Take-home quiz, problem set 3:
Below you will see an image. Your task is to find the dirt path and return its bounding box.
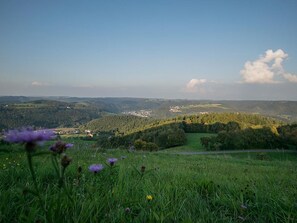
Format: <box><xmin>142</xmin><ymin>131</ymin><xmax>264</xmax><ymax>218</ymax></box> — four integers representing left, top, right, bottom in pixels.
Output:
<box><xmin>169</xmin><ymin>149</ymin><xmax>297</xmax><ymax>155</ymax></box>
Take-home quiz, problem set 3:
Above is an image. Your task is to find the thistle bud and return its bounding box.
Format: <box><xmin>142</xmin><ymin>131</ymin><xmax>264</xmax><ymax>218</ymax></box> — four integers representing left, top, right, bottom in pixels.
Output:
<box><xmin>125</xmin><ymin>207</ymin><xmax>131</xmax><ymax>213</ymax></box>
<box><xmin>141</xmin><ymin>165</ymin><xmax>146</xmax><ymax>173</ymax></box>
<box><xmin>61</xmin><ymin>155</ymin><xmax>72</xmax><ymax>168</ymax></box>
<box><xmin>78</xmin><ymin>166</ymin><xmax>82</xmax><ymax>174</ymax></box>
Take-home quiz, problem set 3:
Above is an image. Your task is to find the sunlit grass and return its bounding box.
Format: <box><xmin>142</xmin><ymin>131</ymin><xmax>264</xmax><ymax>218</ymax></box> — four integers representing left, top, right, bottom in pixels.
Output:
<box><xmin>160</xmin><ymin>133</ymin><xmax>216</xmax><ymax>153</ymax></box>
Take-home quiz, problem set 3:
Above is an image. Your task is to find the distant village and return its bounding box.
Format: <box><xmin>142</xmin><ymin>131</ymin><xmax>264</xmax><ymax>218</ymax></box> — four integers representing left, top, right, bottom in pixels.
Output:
<box><xmin>122</xmin><ymin>110</ymin><xmax>152</xmax><ymax>117</ymax></box>
<box><xmin>53</xmin><ymin>128</ymin><xmax>94</xmax><ymax>137</ymax></box>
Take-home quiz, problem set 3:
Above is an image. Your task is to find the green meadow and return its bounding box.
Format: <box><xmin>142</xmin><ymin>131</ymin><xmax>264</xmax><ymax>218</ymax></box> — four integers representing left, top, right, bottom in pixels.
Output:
<box><xmin>1</xmin><ymin>138</ymin><xmax>297</xmax><ymax>223</ymax></box>
<box><xmin>160</xmin><ymin>133</ymin><xmax>217</xmax><ymax>153</ymax></box>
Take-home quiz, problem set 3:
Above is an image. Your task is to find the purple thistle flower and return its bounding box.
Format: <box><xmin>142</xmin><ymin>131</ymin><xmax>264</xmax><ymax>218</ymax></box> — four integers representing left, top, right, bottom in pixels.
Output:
<box><xmin>107</xmin><ymin>158</ymin><xmax>118</xmax><ymax>166</ymax></box>
<box><xmin>89</xmin><ymin>164</ymin><xmax>104</xmax><ymax>173</ymax></box>
<box><xmin>65</xmin><ymin>143</ymin><xmax>73</xmax><ymax>148</ymax></box>
<box><xmin>4</xmin><ymin>128</ymin><xmax>55</xmax><ymax>152</ymax></box>
<box><xmin>49</xmin><ymin>141</ymin><xmax>73</xmax><ymax>154</ymax></box>
<box><xmin>4</xmin><ymin>128</ymin><xmax>55</xmax><ymax>145</ymax></box>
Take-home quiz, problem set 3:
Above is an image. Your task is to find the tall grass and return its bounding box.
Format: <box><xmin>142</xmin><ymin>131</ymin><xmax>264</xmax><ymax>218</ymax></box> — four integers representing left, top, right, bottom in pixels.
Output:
<box><xmin>0</xmin><ymin>142</ymin><xmax>296</xmax><ymax>222</ymax></box>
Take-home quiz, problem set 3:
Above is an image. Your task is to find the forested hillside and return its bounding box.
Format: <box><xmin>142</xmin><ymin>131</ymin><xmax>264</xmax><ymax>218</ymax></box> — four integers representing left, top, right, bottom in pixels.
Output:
<box><xmin>118</xmin><ymin>113</ymin><xmax>282</xmax><ymax>135</ymax></box>
<box><xmin>1</xmin><ymin>97</ymin><xmax>297</xmax><ymax>131</ymax></box>
<box><xmin>89</xmin><ymin>113</ymin><xmax>284</xmax><ymax>150</ymax></box>
<box><xmin>0</xmin><ymin>100</ymin><xmax>102</xmax><ymax>129</ymax></box>
<box><xmin>80</xmin><ymin>115</ymin><xmax>153</xmax><ymax>134</ymax></box>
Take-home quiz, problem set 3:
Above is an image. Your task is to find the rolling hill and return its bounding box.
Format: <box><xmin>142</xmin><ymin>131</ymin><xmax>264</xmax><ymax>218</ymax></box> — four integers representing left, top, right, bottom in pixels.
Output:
<box><xmin>0</xmin><ymin>96</ymin><xmax>296</xmax><ymax>130</ymax></box>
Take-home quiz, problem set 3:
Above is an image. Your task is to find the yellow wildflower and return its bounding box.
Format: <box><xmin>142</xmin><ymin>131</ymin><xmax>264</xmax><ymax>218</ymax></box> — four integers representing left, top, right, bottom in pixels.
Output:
<box><xmin>146</xmin><ymin>195</ymin><xmax>153</xmax><ymax>201</ymax></box>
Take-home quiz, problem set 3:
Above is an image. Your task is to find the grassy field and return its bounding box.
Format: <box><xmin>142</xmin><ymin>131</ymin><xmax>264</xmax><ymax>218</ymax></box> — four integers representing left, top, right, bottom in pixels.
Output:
<box><xmin>1</xmin><ymin>138</ymin><xmax>297</xmax><ymax>223</ymax></box>
<box><xmin>180</xmin><ymin>103</ymin><xmax>228</xmax><ymax>109</ymax></box>
<box><xmin>160</xmin><ymin>133</ymin><xmax>217</xmax><ymax>153</ymax></box>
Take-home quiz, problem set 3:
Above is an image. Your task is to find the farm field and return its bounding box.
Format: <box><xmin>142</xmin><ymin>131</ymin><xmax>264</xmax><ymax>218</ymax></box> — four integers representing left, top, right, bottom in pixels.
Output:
<box><xmin>1</xmin><ymin>138</ymin><xmax>296</xmax><ymax>223</ymax></box>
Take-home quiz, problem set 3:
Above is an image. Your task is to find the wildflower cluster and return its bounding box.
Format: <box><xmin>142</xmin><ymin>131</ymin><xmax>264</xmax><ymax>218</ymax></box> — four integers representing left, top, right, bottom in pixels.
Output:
<box><xmin>3</xmin><ymin>127</ymin><xmax>74</xmax><ymax>222</ymax></box>
<box><xmin>3</xmin><ymin>127</ymin><xmax>154</xmax><ymax>222</ymax></box>
<box><xmin>49</xmin><ymin>141</ymin><xmax>73</xmax><ymax>171</ymax></box>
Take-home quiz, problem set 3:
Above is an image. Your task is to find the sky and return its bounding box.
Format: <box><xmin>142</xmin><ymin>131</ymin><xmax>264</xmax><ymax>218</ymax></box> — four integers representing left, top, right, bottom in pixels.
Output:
<box><xmin>0</xmin><ymin>0</ymin><xmax>297</xmax><ymax>100</ymax></box>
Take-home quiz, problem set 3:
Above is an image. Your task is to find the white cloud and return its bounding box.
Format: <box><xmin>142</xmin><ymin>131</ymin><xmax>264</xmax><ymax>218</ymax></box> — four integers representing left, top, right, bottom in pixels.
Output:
<box><xmin>283</xmin><ymin>73</ymin><xmax>297</xmax><ymax>83</ymax></box>
<box><xmin>240</xmin><ymin>49</ymin><xmax>297</xmax><ymax>83</ymax></box>
<box><xmin>240</xmin><ymin>60</ymin><xmax>276</xmax><ymax>83</ymax></box>
<box><xmin>31</xmin><ymin>81</ymin><xmax>49</xmax><ymax>86</ymax></box>
<box><xmin>185</xmin><ymin>78</ymin><xmax>207</xmax><ymax>93</ymax></box>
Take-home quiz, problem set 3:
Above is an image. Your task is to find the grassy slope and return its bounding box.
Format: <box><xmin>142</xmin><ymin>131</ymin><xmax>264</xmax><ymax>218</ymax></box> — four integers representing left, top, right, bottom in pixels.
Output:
<box><xmin>160</xmin><ymin>133</ymin><xmax>217</xmax><ymax>153</ymax></box>
<box><xmin>1</xmin><ymin>140</ymin><xmax>296</xmax><ymax>222</ymax></box>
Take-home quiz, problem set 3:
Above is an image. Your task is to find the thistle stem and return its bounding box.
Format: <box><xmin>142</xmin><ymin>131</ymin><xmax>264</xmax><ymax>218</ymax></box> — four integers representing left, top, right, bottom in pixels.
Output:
<box><xmin>26</xmin><ymin>152</ymin><xmax>40</xmax><ymax>194</ymax></box>
<box><xmin>59</xmin><ymin>166</ymin><xmax>74</xmax><ymax>204</ymax></box>
<box><xmin>51</xmin><ymin>155</ymin><xmax>60</xmax><ymax>178</ymax></box>
<box><xmin>26</xmin><ymin>151</ymin><xmax>51</xmax><ymax>223</ymax></box>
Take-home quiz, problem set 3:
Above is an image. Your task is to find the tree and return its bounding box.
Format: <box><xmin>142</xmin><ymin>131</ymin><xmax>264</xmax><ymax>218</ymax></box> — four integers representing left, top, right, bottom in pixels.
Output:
<box><xmin>134</xmin><ymin>139</ymin><xmax>147</xmax><ymax>150</ymax></box>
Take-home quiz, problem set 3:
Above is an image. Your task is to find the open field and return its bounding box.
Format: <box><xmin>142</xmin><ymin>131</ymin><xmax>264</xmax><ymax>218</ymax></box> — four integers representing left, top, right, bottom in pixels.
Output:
<box><xmin>160</xmin><ymin>133</ymin><xmax>217</xmax><ymax>153</ymax></box>
<box><xmin>1</xmin><ymin>139</ymin><xmax>297</xmax><ymax>223</ymax></box>
<box><xmin>180</xmin><ymin>103</ymin><xmax>229</xmax><ymax>110</ymax></box>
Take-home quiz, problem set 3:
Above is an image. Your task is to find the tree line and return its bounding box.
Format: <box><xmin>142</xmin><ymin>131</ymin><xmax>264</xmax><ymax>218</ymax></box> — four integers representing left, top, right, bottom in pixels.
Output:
<box><xmin>200</xmin><ymin>124</ymin><xmax>297</xmax><ymax>151</ymax></box>
<box><xmin>93</xmin><ymin>113</ymin><xmax>295</xmax><ymax>151</ymax></box>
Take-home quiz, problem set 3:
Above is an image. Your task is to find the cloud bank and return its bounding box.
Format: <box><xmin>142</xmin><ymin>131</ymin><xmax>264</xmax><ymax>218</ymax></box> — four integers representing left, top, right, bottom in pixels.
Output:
<box><xmin>31</xmin><ymin>81</ymin><xmax>49</xmax><ymax>86</ymax></box>
<box><xmin>240</xmin><ymin>49</ymin><xmax>297</xmax><ymax>83</ymax></box>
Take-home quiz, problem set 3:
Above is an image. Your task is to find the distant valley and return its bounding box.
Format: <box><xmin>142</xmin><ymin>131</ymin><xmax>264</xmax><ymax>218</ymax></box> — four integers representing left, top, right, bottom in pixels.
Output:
<box><xmin>0</xmin><ymin>96</ymin><xmax>297</xmax><ymax>130</ymax></box>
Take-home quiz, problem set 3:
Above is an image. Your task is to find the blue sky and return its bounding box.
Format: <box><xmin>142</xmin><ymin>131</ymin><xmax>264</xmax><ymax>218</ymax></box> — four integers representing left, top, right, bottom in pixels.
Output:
<box><xmin>0</xmin><ymin>0</ymin><xmax>297</xmax><ymax>99</ymax></box>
